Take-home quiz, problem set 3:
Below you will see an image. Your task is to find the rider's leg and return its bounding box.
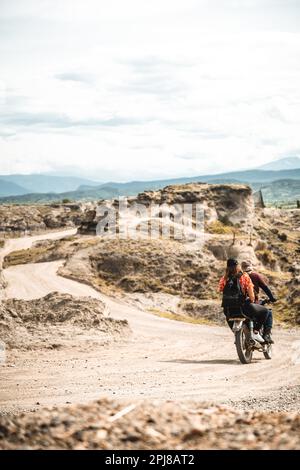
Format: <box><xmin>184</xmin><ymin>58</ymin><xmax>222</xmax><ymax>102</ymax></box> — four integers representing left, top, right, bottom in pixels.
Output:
<box><xmin>264</xmin><ymin>309</ymin><xmax>273</xmax><ymax>330</ymax></box>
<box><xmin>243</xmin><ymin>303</ymin><xmax>268</xmax><ymax>331</ymax></box>
<box><xmin>263</xmin><ymin>309</ymin><xmax>274</xmax><ymax>343</ymax></box>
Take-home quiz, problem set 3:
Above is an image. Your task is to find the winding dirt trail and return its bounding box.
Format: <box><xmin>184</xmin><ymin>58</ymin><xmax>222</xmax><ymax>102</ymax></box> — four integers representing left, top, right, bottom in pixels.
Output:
<box><xmin>0</xmin><ymin>230</ymin><xmax>300</xmax><ymax>414</ymax></box>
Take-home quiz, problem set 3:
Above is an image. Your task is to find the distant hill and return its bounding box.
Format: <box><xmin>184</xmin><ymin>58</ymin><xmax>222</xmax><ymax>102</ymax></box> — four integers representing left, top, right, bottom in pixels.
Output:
<box><xmin>2</xmin><ymin>158</ymin><xmax>300</xmax><ymax>199</ymax></box>
<box><xmin>258</xmin><ymin>156</ymin><xmax>300</xmax><ymax>171</ymax></box>
<box><xmin>254</xmin><ymin>179</ymin><xmax>300</xmax><ymax>203</ymax></box>
<box><xmin>0</xmin><ymin>174</ymin><xmax>100</xmax><ymax>195</ymax></box>
<box><xmin>0</xmin><ymin>168</ymin><xmax>299</xmax><ymax>204</ymax></box>
<box><xmin>0</xmin><ymin>179</ymin><xmax>28</xmax><ymax>197</ymax></box>
<box><xmin>199</xmin><ymin>168</ymin><xmax>300</xmax><ymax>183</ymax></box>
<box><xmin>78</xmin><ymin>169</ymin><xmax>300</xmax><ymax>192</ymax></box>
<box><xmin>0</xmin><ymin>186</ymin><xmax>121</xmax><ymax>204</ymax></box>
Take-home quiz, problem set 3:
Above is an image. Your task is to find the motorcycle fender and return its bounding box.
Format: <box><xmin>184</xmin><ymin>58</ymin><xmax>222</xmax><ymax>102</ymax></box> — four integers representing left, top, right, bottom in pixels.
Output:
<box><xmin>232</xmin><ymin>320</ymin><xmax>244</xmax><ymax>333</ymax></box>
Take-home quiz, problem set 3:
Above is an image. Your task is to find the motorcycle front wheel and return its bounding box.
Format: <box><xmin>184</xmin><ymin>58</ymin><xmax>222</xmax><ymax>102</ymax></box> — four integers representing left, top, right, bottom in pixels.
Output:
<box><xmin>235</xmin><ymin>325</ymin><xmax>253</xmax><ymax>364</ymax></box>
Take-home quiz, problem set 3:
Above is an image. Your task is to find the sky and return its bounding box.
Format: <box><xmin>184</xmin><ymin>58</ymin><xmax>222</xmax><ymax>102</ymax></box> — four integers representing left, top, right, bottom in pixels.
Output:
<box><xmin>1</xmin><ymin>0</ymin><xmax>300</xmax><ymax>181</ymax></box>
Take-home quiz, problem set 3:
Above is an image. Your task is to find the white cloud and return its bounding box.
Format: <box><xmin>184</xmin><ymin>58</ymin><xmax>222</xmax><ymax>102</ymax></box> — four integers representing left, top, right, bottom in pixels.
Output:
<box><xmin>0</xmin><ymin>1</ymin><xmax>300</xmax><ymax>179</ymax></box>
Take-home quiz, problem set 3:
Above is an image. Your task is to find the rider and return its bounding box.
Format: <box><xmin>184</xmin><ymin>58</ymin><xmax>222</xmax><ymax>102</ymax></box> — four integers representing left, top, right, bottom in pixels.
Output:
<box><xmin>219</xmin><ymin>258</ymin><xmax>269</xmax><ymax>343</ymax></box>
<box><xmin>241</xmin><ymin>260</ymin><xmax>276</xmax><ymax>344</ymax></box>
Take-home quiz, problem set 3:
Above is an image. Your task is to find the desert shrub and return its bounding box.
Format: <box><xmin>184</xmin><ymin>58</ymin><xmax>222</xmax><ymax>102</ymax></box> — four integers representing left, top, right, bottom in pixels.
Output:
<box><xmin>278</xmin><ymin>232</ymin><xmax>288</xmax><ymax>242</ymax></box>
<box><xmin>207</xmin><ymin>221</ymin><xmax>233</xmax><ymax>234</ymax></box>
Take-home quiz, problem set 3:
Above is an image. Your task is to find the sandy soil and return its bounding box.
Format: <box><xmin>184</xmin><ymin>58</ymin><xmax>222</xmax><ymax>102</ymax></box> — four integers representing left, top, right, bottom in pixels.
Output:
<box><xmin>0</xmin><ymin>230</ymin><xmax>300</xmax><ymax>415</ymax></box>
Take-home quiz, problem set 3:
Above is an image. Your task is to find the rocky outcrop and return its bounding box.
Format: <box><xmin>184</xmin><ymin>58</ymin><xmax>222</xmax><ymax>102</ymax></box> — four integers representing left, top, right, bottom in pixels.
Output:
<box><xmin>286</xmin><ymin>263</ymin><xmax>300</xmax><ymax>324</ymax></box>
<box><xmin>0</xmin><ymin>292</ymin><xmax>129</xmax><ymax>350</ymax></box>
<box><xmin>60</xmin><ymin>237</ymin><xmax>219</xmax><ymax>300</ymax></box>
<box><xmin>77</xmin><ymin>208</ymin><xmax>98</xmax><ymax>234</ymax></box>
<box><xmin>253</xmin><ymin>189</ymin><xmax>265</xmax><ymax>208</ymax></box>
<box><xmin>207</xmin><ymin>239</ymin><xmax>260</xmax><ymax>264</ymax></box>
<box><xmin>137</xmin><ymin>183</ymin><xmax>254</xmax><ymax>224</ymax></box>
<box><xmin>254</xmin><ymin>208</ymin><xmax>300</xmax><ymax>272</ymax></box>
<box><xmin>0</xmin><ymin>203</ymin><xmax>85</xmax><ymax>236</ymax></box>
<box><xmin>78</xmin><ymin>183</ymin><xmax>254</xmax><ymax>235</ymax></box>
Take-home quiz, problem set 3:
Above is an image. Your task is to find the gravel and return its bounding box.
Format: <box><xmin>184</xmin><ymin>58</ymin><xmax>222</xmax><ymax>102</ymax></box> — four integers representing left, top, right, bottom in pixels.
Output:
<box><xmin>0</xmin><ymin>398</ymin><xmax>299</xmax><ymax>450</ymax></box>
<box><xmin>225</xmin><ymin>385</ymin><xmax>300</xmax><ymax>413</ymax></box>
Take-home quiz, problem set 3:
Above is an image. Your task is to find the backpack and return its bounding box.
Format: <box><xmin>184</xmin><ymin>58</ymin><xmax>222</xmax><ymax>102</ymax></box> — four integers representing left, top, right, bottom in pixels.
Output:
<box><xmin>222</xmin><ymin>273</ymin><xmax>245</xmax><ymax>309</ymax></box>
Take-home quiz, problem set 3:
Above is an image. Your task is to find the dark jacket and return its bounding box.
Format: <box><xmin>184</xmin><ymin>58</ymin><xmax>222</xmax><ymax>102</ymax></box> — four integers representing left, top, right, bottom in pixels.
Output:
<box><xmin>248</xmin><ymin>271</ymin><xmax>276</xmax><ymax>302</ymax></box>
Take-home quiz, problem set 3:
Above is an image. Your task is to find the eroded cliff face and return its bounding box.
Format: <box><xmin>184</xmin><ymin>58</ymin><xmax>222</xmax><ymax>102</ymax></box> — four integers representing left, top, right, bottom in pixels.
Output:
<box><xmin>138</xmin><ymin>182</ymin><xmax>252</xmax><ymax>213</ymax></box>
<box><xmin>0</xmin><ymin>203</ymin><xmax>85</xmax><ymax>236</ymax></box>
<box><xmin>78</xmin><ymin>183</ymin><xmax>254</xmax><ymax>234</ymax></box>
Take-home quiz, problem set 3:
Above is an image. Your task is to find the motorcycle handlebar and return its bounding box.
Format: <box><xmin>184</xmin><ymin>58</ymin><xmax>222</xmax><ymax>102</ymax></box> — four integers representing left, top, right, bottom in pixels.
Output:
<box><xmin>260</xmin><ymin>298</ymin><xmax>277</xmax><ymax>306</ymax></box>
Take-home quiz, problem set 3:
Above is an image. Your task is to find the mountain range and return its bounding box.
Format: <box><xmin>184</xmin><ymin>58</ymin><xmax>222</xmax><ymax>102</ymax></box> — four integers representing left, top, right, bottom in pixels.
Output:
<box><xmin>0</xmin><ymin>175</ymin><xmax>100</xmax><ymax>198</ymax></box>
<box><xmin>0</xmin><ymin>157</ymin><xmax>299</xmax><ymax>204</ymax></box>
<box><xmin>258</xmin><ymin>156</ymin><xmax>300</xmax><ymax>171</ymax></box>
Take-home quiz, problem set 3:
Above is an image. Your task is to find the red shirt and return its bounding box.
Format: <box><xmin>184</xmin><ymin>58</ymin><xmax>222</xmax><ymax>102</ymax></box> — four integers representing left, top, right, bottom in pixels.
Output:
<box><xmin>219</xmin><ymin>272</ymin><xmax>253</xmax><ymax>296</ymax></box>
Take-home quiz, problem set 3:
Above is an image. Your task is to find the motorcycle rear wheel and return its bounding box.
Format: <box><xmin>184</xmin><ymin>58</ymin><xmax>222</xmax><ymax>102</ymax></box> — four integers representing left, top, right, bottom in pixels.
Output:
<box><xmin>235</xmin><ymin>325</ymin><xmax>253</xmax><ymax>364</ymax></box>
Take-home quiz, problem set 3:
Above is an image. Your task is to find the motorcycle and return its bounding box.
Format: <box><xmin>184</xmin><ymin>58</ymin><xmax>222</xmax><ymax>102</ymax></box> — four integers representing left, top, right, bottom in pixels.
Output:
<box><xmin>228</xmin><ymin>299</ymin><xmax>273</xmax><ymax>364</ymax></box>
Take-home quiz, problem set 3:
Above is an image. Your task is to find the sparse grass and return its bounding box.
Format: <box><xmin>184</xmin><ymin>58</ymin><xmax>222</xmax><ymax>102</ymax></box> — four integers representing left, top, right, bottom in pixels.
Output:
<box><xmin>3</xmin><ymin>246</ymin><xmax>50</xmax><ymax>267</ymax></box>
<box><xmin>260</xmin><ymin>269</ymin><xmax>291</xmax><ymax>281</ymax></box>
<box><xmin>3</xmin><ymin>236</ymin><xmax>99</xmax><ymax>268</ymax></box>
<box><xmin>256</xmin><ymin>249</ymin><xmax>277</xmax><ymax>268</ymax></box>
<box><xmin>273</xmin><ymin>286</ymin><xmax>298</xmax><ymax>326</ymax></box>
<box><xmin>207</xmin><ymin>221</ymin><xmax>233</xmax><ymax>235</ymax></box>
<box><xmin>83</xmin><ymin>237</ymin><xmax>218</xmax><ymax>300</ymax></box>
<box><xmin>147</xmin><ymin>307</ymin><xmax>214</xmax><ymax>325</ymax></box>
<box><xmin>119</xmin><ymin>275</ymin><xmax>177</xmax><ymax>295</ymax></box>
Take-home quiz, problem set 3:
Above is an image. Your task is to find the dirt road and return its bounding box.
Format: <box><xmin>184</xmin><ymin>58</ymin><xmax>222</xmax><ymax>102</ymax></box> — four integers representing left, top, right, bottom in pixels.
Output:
<box><xmin>0</xmin><ymin>230</ymin><xmax>300</xmax><ymax>414</ymax></box>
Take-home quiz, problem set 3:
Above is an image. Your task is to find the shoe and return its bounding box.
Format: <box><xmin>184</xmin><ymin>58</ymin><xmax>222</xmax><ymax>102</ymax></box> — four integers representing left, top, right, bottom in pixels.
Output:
<box><xmin>263</xmin><ymin>333</ymin><xmax>274</xmax><ymax>344</ymax></box>
<box><xmin>252</xmin><ymin>331</ymin><xmax>265</xmax><ymax>343</ymax></box>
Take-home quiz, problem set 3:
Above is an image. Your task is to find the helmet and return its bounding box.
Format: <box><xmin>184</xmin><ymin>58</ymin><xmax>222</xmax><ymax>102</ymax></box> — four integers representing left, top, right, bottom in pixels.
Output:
<box><xmin>227</xmin><ymin>258</ymin><xmax>238</xmax><ymax>268</ymax></box>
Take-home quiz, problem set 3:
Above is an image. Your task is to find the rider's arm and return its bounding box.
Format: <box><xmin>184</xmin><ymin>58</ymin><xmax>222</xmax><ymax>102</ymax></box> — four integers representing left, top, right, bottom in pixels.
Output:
<box><xmin>260</xmin><ymin>284</ymin><xmax>276</xmax><ymax>301</ymax></box>
<box><xmin>247</xmin><ymin>284</ymin><xmax>255</xmax><ymax>303</ymax></box>
<box><xmin>243</xmin><ymin>273</ymin><xmax>255</xmax><ymax>302</ymax></box>
<box><xmin>219</xmin><ymin>277</ymin><xmax>225</xmax><ymax>292</ymax></box>
<box><xmin>256</xmin><ymin>273</ymin><xmax>276</xmax><ymax>301</ymax></box>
